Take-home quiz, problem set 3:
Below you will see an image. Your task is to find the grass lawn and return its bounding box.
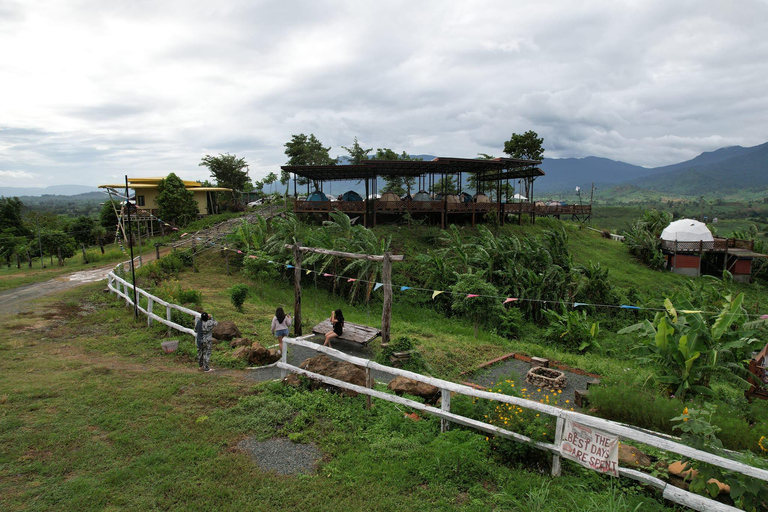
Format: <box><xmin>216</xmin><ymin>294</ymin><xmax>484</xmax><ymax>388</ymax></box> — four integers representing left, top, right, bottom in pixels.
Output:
<box><xmin>0</xmin><ymin>276</ymin><xmax>677</xmax><ymax>511</ymax></box>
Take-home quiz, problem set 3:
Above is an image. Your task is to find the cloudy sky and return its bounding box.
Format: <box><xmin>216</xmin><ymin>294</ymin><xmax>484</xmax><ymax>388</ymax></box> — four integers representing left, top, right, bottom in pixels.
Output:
<box><xmin>1</xmin><ymin>0</ymin><xmax>767</xmax><ymax>188</ymax></box>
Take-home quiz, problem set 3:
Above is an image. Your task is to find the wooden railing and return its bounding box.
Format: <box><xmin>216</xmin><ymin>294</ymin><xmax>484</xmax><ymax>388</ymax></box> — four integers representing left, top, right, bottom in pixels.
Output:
<box><xmin>293</xmin><ymin>199</ymin><xmax>591</xmax><ymax>217</ymax></box>
<box><xmin>280</xmin><ymin>336</ymin><xmax>764</xmax><ymax>512</ymax></box>
<box><xmin>660</xmin><ymin>238</ymin><xmax>755</xmax><ymax>253</ymax></box>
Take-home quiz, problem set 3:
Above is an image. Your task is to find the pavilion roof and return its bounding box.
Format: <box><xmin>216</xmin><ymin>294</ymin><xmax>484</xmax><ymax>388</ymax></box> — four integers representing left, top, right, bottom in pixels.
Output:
<box><xmin>280</xmin><ymin>157</ymin><xmax>544</xmax><ymax>182</ymax></box>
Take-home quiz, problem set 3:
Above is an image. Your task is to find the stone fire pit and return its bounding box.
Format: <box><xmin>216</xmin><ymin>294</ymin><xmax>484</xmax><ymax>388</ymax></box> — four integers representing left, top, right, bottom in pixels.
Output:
<box><xmin>526</xmin><ymin>366</ymin><xmax>567</xmax><ymax>389</ymax></box>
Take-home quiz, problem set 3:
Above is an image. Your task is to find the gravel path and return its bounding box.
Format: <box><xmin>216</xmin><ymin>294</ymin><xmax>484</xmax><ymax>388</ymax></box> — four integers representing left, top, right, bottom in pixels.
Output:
<box><xmin>463</xmin><ymin>357</ymin><xmax>599</xmax><ymax>410</ymax></box>
<box><xmin>236</xmin><ymin>437</ymin><xmax>321</xmax><ymax>475</ymax></box>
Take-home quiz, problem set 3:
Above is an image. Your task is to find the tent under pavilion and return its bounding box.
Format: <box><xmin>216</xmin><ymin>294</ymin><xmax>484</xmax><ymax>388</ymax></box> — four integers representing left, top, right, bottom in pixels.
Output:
<box><xmin>282</xmin><ymin>156</ymin><xmax>545</xmax><ymax>227</ymax></box>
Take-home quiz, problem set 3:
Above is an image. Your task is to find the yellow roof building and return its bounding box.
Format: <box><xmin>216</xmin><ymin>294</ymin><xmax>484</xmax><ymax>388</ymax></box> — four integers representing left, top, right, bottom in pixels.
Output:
<box><xmin>99</xmin><ymin>177</ymin><xmax>232</xmax><ymax>216</ymax></box>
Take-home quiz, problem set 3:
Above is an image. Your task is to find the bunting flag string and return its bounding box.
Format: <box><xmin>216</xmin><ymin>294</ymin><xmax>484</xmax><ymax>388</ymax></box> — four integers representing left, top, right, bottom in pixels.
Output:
<box><xmin>172</xmin><ymin>238</ymin><xmax>768</xmax><ymax>319</ymax></box>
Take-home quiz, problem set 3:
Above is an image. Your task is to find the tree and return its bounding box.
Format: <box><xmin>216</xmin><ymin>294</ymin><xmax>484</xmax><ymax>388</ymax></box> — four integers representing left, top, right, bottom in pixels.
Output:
<box><xmin>283</xmin><ymin>133</ymin><xmax>335</xmax><ymax>190</ymax></box>
<box><xmin>503</xmin><ymin>130</ymin><xmax>544</xmax><ymax>161</ymax></box>
<box><xmin>39</xmin><ymin>230</ymin><xmax>76</xmax><ymax>264</ymax></box>
<box><xmin>199</xmin><ymin>153</ymin><xmax>249</xmax><ymax>209</ymax></box>
<box><xmin>100</xmin><ymin>200</ymin><xmax>119</xmax><ymax>230</ymax></box>
<box><xmin>341</xmin><ymin>136</ymin><xmax>372</xmax><ymax>165</ymax></box>
<box><xmin>373</xmin><ymin>149</ymin><xmax>420</xmax><ymax>196</ymax></box>
<box><xmin>68</xmin><ymin>216</ymin><xmax>96</xmax><ymax>245</ymax></box>
<box><xmin>0</xmin><ymin>197</ymin><xmax>31</xmax><ymax>237</ymax></box>
<box><xmin>157</xmin><ymin>173</ymin><xmax>199</xmax><ymax>227</ymax></box>
<box><xmin>430</xmin><ymin>175</ymin><xmax>459</xmax><ymax>195</ymax></box>
<box><xmin>467</xmin><ymin>154</ymin><xmax>495</xmax><ymax>194</ymax></box>
<box><xmin>264</xmin><ymin>172</ymin><xmax>278</xmax><ymax>194</ymax></box>
<box><xmin>450</xmin><ymin>273</ymin><xmax>504</xmax><ymax>338</ymax></box>
<box><xmin>503</xmin><ymin>130</ymin><xmax>544</xmax><ymax>199</ymax></box>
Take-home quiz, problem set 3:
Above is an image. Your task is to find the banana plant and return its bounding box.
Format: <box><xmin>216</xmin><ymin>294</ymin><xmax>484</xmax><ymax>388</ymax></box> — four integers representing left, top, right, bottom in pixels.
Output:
<box><xmin>619</xmin><ymin>292</ymin><xmax>761</xmax><ymax>398</ymax></box>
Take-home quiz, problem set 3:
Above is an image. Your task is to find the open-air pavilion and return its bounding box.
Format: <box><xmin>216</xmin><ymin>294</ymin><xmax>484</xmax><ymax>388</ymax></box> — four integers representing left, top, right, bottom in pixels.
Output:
<box><xmin>282</xmin><ymin>157</ymin><xmax>591</xmax><ymax>227</ymax></box>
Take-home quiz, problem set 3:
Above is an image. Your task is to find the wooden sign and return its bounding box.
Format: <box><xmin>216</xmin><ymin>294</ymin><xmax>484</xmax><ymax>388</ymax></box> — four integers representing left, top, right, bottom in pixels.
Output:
<box><xmin>560</xmin><ymin>417</ymin><xmax>619</xmax><ymax>476</ymax></box>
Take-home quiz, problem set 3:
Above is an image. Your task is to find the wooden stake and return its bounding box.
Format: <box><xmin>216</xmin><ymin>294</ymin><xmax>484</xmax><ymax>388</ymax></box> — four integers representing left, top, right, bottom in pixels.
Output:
<box><xmin>381</xmin><ymin>252</ymin><xmax>392</xmax><ymax>345</ymax></box>
<box><xmin>293</xmin><ymin>243</ymin><xmax>302</xmax><ymax>336</ymax></box>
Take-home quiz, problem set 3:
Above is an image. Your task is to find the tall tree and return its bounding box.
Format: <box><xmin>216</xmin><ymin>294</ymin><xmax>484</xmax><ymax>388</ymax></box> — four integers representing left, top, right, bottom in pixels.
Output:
<box><xmin>283</xmin><ymin>133</ymin><xmax>335</xmax><ymax>190</ymax></box>
<box><xmin>156</xmin><ymin>173</ymin><xmax>199</xmax><ymax>227</ymax></box>
<box><xmin>374</xmin><ymin>148</ymin><xmax>420</xmax><ymax>196</ymax></box>
<box><xmin>100</xmin><ymin>200</ymin><xmax>120</xmax><ymax>230</ymax></box>
<box><xmin>199</xmin><ymin>153</ymin><xmax>250</xmax><ymax>208</ymax></box>
<box><xmin>263</xmin><ymin>172</ymin><xmax>278</xmax><ymax>194</ymax></box>
<box><xmin>503</xmin><ymin>130</ymin><xmax>544</xmax><ymax>161</ymax></box>
<box><xmin>0</xmin><ymin>197</ymin><xmax>31</xmax><ymax>237</ymax></box>
<box><xmin>341</xmin><ymin>136</ymin><xmax>372</xmax><ymax>165</ymax></box>
<box><xmin>503</xmin><ymin>130</ymin><xmax>544</xmax><ymax>199</ymax></box>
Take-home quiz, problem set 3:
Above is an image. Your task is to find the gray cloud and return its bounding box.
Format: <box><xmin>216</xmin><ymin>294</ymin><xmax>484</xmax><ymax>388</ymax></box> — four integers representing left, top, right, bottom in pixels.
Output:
<box><xmin>1</xmin><ymin>0</ymin><xmax>767</xmax><ymax>187</ymax></box>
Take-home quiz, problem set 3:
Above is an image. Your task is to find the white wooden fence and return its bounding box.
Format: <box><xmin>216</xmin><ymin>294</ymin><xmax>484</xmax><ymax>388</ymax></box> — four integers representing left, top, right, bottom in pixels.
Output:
<box><xmin>280</xmin><ymin>336</ymin><xmax>768</xmax><ymax>512</ymax></box>
<box><xmin>103</xmin><ymin>271</ymin><xmax>765</xmax><ymax>512</ymax></box>
<box><xmin>107</xmin><ymin>270</ymin><xmax>200</xmax><ymax>336</ymax></box>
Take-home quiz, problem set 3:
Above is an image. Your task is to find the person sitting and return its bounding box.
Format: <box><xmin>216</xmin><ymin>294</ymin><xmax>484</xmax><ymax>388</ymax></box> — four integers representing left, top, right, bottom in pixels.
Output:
<box><xmin>323</xmin><ymin>309</ymin><xmax>344</xmax><ymax>348</ymax></box>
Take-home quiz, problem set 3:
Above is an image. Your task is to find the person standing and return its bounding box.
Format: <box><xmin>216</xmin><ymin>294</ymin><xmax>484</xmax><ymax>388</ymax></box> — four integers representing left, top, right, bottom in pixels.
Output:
<box><xmin>270</xmin><ymin>307</ymin><xmax>292</xmax><ymax>354</ymax></box>
<box><xmin>195</xmin><ymin>312</ymin><xmax>218</xmax><ymax>372</ymax></box>
<box><xmin>323</xmin><ymin>309</ymin><xmax>344</xmax><ymax>348</ymax></box>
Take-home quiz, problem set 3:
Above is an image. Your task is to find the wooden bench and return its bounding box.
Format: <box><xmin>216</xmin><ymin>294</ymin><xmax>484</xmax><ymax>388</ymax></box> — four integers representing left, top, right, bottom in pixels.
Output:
<box><xmin>311</xmin><ymin>320</ymin><xmax>381</xmax><ymax>346</ymax></box>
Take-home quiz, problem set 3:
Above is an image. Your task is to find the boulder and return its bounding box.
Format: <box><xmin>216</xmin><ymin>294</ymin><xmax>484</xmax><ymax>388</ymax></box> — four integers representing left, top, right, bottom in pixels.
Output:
<box><xmin>230</xmin><ymin>337</ymin><xmax>251</xmax><ymax>349</ymax></box>
<box><xmin>298</xmin><ymin>354</ymin><xmax>366</xmax><ymax>397</ymax></box>
<box><xmin>618</xmin><ymin>443</ymin><xmax>652</xmax><ymax>468</ymax></box>
<box><xmin>232</xmin><ymin>346</ymin><xmax>252</xmax><ymax>360</ymax></box>
<box><xmin>212</xmin><ymin>321</ymin><xmax>241</xmax><ymax>341</ymax></box>
<box><xmin>231</xmin><ymin>342</ymin><xmax>279</xmax><ymax>366</ymax></box>
<box><xmin>248</xmin><ymin>342</ymin><xmax>280</xmax><ymax>366</ymax></box>
<box><xmin>387</xmin><ymin>376</ymin><xmax>440</xmax><ymax>405</ymax></box>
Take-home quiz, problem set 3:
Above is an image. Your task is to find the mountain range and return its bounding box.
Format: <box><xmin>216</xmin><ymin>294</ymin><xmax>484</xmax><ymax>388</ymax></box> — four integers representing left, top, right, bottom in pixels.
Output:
<box><xmin>3</xmin><ymin>142</ymin><xmax>766</xmax><ymax>199</ymax></box>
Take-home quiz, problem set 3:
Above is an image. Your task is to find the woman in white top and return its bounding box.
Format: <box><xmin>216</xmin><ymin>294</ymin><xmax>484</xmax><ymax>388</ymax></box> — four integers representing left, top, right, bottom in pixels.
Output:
<box><xmin>270</xmin><ymin>307</ymin><xmax>291</xmax><ymax>354</ymax></box>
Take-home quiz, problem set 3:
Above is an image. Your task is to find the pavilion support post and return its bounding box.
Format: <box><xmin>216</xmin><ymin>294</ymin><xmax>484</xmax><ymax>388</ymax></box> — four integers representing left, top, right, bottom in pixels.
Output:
<box><xmin>381</xmin><ymin>252</ymin><xmax>392</xmax><ymax>346</ymax></box>
<box><xmin>293</xmin><ymin>243</ymin><xmax>302</xmax><ymax>336</ymax></box>
<box><xmin>674</xmin><ymin>240</ymin><xmax>678</xmax><ymax>272</ymax></box>
<box><xmin>364</xmin><ymin>179</ymin><xmax>369</xmax><ymax>227</ymax></box>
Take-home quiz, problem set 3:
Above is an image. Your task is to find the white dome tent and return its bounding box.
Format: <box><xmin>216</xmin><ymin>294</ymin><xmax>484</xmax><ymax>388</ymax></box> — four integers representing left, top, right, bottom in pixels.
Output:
<box><xmin>660</xmin><ymin>219</ymin><xmax>714</xmax><ymax>243</ymax></box>
<box><xmin>660</xmin><ymin>219</ymin><xmax>714</xmax><ymax>277</ymax></box>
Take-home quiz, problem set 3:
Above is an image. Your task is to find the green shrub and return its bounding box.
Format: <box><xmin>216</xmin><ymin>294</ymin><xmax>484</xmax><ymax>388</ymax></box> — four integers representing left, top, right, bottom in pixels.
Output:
<box><xmin>230</xmin><ymin>283</ymin><xmax>249</xmax><ymax>312</ymax></box>
<box><xmin>543</xmin><ymin>307</ymin><xmax>600</xmax><ymax>351</ymax></box>
<box><xmin>589</xmin><ymin>380</ymin><xmax>768</xmax><ymax>453</ymax></box>
<box><xmin>157</xmin><ymin>252</ymin><xmax>185</xmax><ymax>276</ymax></box>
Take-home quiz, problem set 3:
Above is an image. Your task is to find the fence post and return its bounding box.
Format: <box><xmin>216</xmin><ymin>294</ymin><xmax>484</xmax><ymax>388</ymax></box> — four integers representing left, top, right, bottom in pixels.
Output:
<box><xmin>551</xmin><ymin>413</ymin><xmax>565</xmax><ymax>477</ymax></box>
<box><xmin>166</xmin><ymin>305</ymin><xmax>172</xmax><ymax>335</ymax></box>
<box><xmin>147</xmin><ymin>297</ymin><xmax>154</xmax><ymax>327</ymax></box>
<box><xmin>441</xmin><ymin>388</ymin><xmax>451</xmax><ymax>432</ymax></box>
<box><xmin>280</xmin><ymin>344</ymin><xmax>288</xmax><ymax>379</ymax></box>
<box><xmin>366</xmin><ymin>367</ymin><xmax>373</xmax><ymax>410</ymax></box>
<box><xmin>124</xmin><ymin>282</ymin><xmax>130</xmax><ymax>306</ymax></box>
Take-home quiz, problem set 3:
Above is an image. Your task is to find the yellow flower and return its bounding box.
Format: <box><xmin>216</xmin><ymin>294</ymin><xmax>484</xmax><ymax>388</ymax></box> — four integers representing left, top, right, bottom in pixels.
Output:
<box><xmin>565</xmin><ymin>400</ymin><xmax>570</xmax><ymax>404</ymax></box>
<box><xmin>683</xmin><ymin>407</ymin><xmax>688</xmax><ymax>415</ymax></box>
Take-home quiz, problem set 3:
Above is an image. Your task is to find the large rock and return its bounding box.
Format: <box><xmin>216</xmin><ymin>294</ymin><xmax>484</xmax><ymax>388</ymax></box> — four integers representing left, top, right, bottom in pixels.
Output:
<box><xmin>387</xmin><ymin>376</ymin><xmax>440</xmax><ymax>405</ymax></box>
<box><xmin>618</xmin><ymin>443</ymin><xmax>652</xmax><ymax>468</ymax></box>
<box><xmin>212</xmin><ymin>321</ymin><xmax>241</xmax><ymax>341</ymax></box>
<box><xmin>231</xmin><ymin>342</ymin><xmax>279</xmax><ymax>366</ymax></box>
<box><xmin>298</xmin><ymin>354</ymin><xmax>366</xmax><ymax>397</ymax></box>
<box><xmin>230</xmin><ymin>337</ymin><xmax>251</xmax><ymax>349</ymax></box>
<box><xmin>249</xmin><ymin>342</ymin><xmax>280</xmax><ymax>366</ymax></box>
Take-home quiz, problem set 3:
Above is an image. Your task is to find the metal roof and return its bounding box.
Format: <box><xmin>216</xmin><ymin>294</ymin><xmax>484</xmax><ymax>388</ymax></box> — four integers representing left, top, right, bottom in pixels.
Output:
<box><xmin>281</xmin><ymin>156</ymin><xmax>543</xmax><ymax>182</ymax></box>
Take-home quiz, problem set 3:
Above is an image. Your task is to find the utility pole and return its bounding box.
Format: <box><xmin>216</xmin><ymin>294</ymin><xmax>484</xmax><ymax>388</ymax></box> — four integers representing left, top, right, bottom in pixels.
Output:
<box><xmin>125</xmin><ymin>176</ymin><xmax>138</xmax><ymax>319</ymax></box>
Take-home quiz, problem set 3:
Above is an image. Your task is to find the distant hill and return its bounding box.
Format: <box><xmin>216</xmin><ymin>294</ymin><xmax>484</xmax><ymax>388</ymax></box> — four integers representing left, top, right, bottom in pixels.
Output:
<box><xmin>0</xmin><ymin>185</ymin><xmax>99</xmax><ymax>197</ymax></box>
<box><xmin>629</xmin><ymin>142</ymin><xmax>768</xmax><ymax>195</ymax></box>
